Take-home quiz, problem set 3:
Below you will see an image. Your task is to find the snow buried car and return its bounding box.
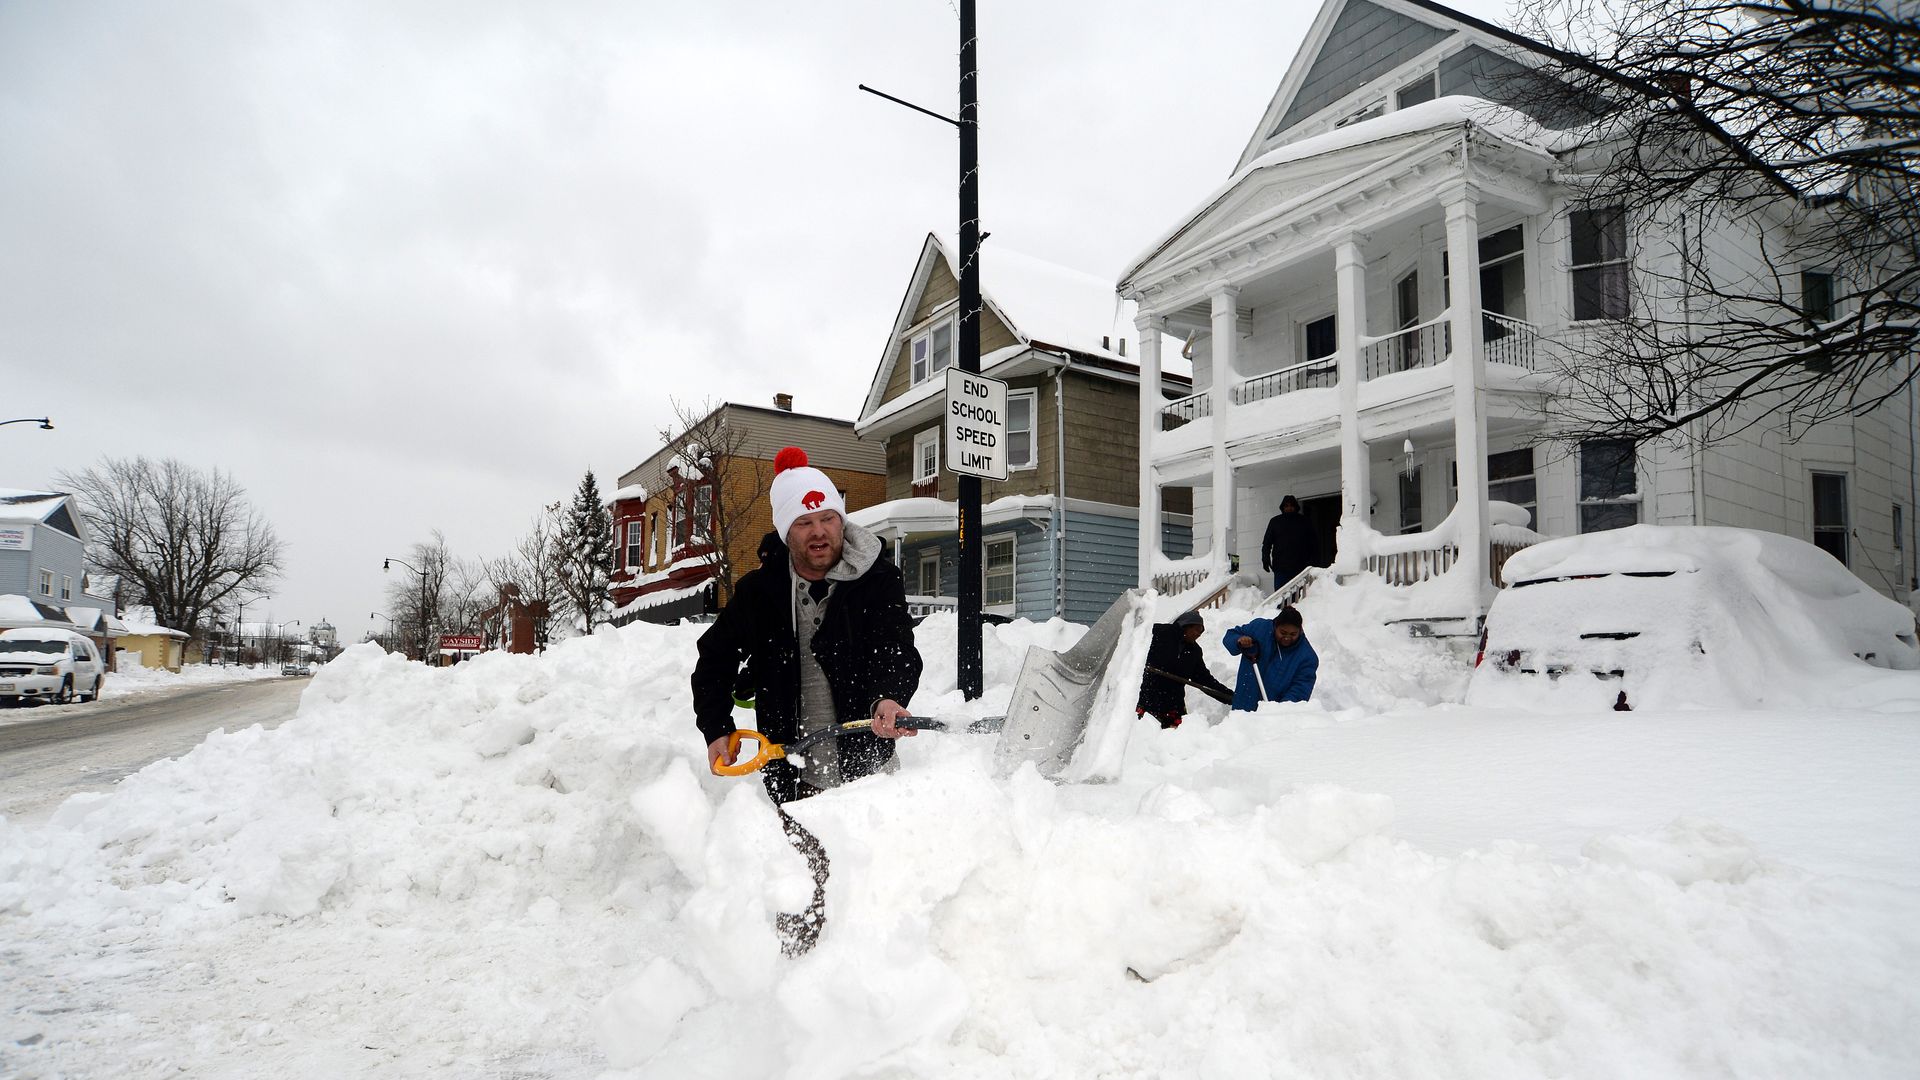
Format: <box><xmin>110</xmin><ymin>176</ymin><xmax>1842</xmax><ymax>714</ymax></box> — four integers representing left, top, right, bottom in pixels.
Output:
<box><xmin>1466</xmin><ymin>524</ymin><xmax>1920</xmax><ymax>712</ymax></box>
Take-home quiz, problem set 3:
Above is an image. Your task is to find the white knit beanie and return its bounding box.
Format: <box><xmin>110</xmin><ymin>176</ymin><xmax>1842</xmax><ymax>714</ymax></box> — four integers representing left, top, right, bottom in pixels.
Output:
<box><xmin>769</xmin><ymin>446</ymin><xmax>847</xmax><ymax>540</ymax></box>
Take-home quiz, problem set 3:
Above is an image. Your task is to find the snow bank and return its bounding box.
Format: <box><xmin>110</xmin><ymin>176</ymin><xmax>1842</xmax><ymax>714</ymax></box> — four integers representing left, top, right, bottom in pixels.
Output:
<box><xmin>3</xmin><ymin>614</ymin><xmax>1917</xmax><ymax>1078</ymax></box>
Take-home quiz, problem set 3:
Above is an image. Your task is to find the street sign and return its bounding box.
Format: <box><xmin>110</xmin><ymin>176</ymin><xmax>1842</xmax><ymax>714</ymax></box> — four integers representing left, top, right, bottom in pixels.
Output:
<box><xmin>945</xmin><ymin>368</ymin><xmax>1009</xmax><ymax>481</ymax></box>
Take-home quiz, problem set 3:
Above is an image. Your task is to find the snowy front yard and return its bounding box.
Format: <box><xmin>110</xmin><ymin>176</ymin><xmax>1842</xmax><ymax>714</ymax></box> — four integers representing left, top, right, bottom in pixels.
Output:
<box><xmin>2</xmin><ymin>593</ymin><xmax>1917</xmax><ymax>1078</ymax></box>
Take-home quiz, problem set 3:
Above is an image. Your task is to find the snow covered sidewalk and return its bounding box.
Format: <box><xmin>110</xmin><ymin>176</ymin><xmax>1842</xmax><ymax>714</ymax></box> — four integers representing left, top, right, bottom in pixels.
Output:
<box><xmin>1</xmin><ymin>615</ymin><xmax>1917</xmax><ymax>1078</ymax></box>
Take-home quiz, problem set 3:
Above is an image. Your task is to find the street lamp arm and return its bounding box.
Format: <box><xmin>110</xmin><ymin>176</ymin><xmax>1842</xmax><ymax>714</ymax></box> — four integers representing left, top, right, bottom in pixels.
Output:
<box><xmin>0</xmin><ymin>417</ymin><xmax>54</xmax><ymax>430</ymax></box>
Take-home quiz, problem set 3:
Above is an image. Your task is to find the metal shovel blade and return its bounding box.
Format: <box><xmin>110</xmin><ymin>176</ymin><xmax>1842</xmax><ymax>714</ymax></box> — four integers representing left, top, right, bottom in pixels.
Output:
<box><xmin>992</xmin><ymin>589</ymin><xmax>1143</xmax><ymax>778</ymax></box>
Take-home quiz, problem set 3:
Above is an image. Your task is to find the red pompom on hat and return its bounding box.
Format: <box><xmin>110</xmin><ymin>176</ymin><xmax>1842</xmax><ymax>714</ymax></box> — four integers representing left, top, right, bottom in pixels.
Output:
<box><xmin>768</xmin><ymin>445</ymin><xmax>846</xmax><ymax>540</ymax></box>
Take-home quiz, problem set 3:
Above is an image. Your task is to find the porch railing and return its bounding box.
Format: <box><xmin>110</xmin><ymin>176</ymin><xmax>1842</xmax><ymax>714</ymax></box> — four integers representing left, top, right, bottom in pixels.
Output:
<box><xmin>1234</xmin><ymin>357</ymin><xmax>1337</xmax><ymax>404</ymax></box>
<box><xmin>1159</xmin><ymin>391</ymin><xmax>1211</xmax><ymax>431</ymax></box>
<box><xmin>1483</xmin><ymin>312</ymin><xmax>1539</xmax><ymax>371</ymax></box>
<box><xmin>1361</xmin><ymin>316</ymin><xmax>1451</xmax><ymax>380</ymax></box>
<box><xmin>1362</xmin><ymin>538</ymin><xmax>1536</xmax><ymax>586</ymax></box>
<box><xmin>906</xmin><ymin>596</ymin><xmax>956</xmax><ymax>619</ymax></box>
<box><xmin>1358</xmin><ymin>311</ymin><xmax>1541</xmax><ymax>381</ymax></box>
<box><xmin>1151</xmin><ymin>562</ymin><xmax>1214</xmax><ymax>597</ymax></box>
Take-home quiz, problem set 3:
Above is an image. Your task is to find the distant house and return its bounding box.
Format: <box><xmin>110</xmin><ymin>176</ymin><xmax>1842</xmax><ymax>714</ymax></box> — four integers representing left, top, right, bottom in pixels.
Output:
<box><xmin>608</xmin><ymin>397</ymin><xmax>887</xmax><ymax>625</ymax></box>
<box><xmin>118</xmin><ymin>607</ymin><xmax>190</xmax><ymax>672</ymax></box>
<box><xmin>1122</xmin><ymin>0</ymin><xmax>1916</xmax><ymax>612</ymax></box>
<box><xmin>0</xmin><ymin>489</ymin><xmax>119</xmax><ymax>660</ymax></box>
<box><xmin>850</xmin><ymin>234</ymin><xmax>1194</xmax><ymax>624</ymax></box>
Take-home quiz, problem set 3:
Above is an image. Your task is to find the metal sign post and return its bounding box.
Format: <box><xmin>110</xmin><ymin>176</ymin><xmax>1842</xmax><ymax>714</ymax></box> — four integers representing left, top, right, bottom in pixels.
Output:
<box><xmin>956</xmin><ymin>0</ymin><xmax>984</xmax><ymax>700</ymax></box>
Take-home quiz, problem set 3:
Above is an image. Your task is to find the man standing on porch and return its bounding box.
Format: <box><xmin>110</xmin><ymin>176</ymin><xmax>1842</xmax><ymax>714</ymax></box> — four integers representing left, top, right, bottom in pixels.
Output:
<box><xmin>1261</xmin><ymin>495</ymin><xmax>1320</xmax><ymax>593</ymax></box>
<box><xmin>1225</xmin><ymin>606</ymin><xmax>1318</xmax><ymax>708</ymax></box>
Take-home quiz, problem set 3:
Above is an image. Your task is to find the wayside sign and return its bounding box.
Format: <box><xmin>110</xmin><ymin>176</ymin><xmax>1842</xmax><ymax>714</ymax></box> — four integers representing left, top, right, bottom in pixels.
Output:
<box><xmin>945</xmin><ymin>369</ymin><xmax>1009</xmax><ymax>481</ymax></box>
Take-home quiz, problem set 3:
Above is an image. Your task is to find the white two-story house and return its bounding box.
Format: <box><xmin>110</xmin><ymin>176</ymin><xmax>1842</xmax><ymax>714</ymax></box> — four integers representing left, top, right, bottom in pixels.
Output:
<box><xmin>1123</xmin><ymin>0</ymin><xmax>1915</xmax><ymax>616</ymax></box>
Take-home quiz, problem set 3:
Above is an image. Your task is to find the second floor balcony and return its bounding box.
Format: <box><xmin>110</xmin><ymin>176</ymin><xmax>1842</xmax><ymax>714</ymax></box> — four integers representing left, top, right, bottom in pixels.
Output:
<box><xmin>1157</xmin><ymin>307</ymin><xmax>1541</xmax><ymax>439</ymax></box>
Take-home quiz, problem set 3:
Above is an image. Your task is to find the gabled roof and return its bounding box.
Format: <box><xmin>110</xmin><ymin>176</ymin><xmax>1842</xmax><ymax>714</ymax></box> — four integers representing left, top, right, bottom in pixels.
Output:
<box><xmin>1232</xmin><ymin>0</ymin><xmax>1566</xmax><ymax>174</ymax></box>
<box><xmin>858</xmin><ymin>234</ymin><xmax>1143</xmax><ymax>423</ymax></box>
<box><xmin>0</xmin><ymin>489</ymin><xmax>87</xmax><ymax>543</ymax></box>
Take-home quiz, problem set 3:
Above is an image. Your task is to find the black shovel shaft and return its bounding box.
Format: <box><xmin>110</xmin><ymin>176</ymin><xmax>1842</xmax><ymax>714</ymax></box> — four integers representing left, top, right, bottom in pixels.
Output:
<box><xmin>1144</xmin><ymin>665</ymin><xmax>1234</xmax><ymax>705</ymax></box>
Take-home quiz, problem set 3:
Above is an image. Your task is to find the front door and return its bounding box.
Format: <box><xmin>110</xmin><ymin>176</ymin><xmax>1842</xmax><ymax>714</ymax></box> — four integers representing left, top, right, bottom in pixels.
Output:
<box><xmin>1299</xmin><ymin>494</ymin><xmax>1339</xmax><ymax>568</ymax></box>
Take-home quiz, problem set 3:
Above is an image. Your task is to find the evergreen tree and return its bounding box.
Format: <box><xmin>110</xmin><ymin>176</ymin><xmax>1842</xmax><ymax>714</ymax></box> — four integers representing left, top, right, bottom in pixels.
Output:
<box><xmin>557</xmin><ymin>470</ymin><xmax>614</xmax><ymax>631</ymax></box>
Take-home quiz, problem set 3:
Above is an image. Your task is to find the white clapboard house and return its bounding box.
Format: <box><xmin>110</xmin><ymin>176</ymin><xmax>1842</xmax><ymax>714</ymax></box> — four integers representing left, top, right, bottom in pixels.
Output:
<box><xmin>1122</xmin><ymin>0</ymin><xmax>1915</xmax><ymax>618</ymax></box>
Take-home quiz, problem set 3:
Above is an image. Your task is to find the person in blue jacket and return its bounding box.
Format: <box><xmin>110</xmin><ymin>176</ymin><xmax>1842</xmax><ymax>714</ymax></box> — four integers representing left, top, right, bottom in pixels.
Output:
<box><xmin>1223</xmin><ymin>606</ymin><xmax>1318</xmax><ymax>708</ymax></box>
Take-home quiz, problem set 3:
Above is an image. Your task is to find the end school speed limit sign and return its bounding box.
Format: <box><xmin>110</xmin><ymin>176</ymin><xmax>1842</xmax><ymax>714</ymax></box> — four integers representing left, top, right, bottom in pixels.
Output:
<box><xmin>945</xmin><ymin>369</ymin><xmax>1009</xmax><ymax>481</ymax></box>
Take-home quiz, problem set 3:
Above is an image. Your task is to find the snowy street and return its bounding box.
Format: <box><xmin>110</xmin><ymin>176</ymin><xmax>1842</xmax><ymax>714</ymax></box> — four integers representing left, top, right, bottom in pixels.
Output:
<box><xmin>3</xmin><ymin>594</ymin><xmax>1917</xmax><ymax>1079</ymax></box>
<box><xmin>0</xmin><ymin>676</ymin><xmax>303</xmax><ymax>825</ymax></box>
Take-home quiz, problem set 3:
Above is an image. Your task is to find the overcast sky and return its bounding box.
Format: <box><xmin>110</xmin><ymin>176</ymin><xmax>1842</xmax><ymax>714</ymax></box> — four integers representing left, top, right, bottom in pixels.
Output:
<box><xmin>1</xmin><ymin>0</ymin><xmax>1510</xmax><ymax>644</ymax></box>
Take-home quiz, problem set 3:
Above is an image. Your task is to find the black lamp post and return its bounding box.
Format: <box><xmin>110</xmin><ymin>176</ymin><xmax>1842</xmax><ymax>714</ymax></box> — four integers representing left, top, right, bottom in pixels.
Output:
<box><xmin>0</xmin><ymin>417</ymin><xmax>54</xmax><ymax>430</ymax></box>
<box><xmin>383</xmin><ymin>558</ymin><xmax>431</xmax><ymax>662</ymax></box>
<box><xmin>231</xmin><ymin>595</ymin><xmax>267</xmax><ymax>666</ymax></box>
<box><xmin>274</xmin><ymin>620</ymin><xmax>300</xmax><ymax>664</ymax></box>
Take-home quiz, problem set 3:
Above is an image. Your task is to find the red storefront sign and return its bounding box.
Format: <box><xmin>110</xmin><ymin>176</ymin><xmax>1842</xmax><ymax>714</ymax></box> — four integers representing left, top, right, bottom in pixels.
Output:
<box><xmin>439</xmin><ymin>633</ymin><xmax>484</xmax><ymax>651</ymax></box>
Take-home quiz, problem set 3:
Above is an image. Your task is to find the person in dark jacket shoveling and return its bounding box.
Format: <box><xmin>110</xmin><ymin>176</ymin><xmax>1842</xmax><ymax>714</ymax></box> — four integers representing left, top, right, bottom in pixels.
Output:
<box><xmin>1136</xmin><ymin>610</ymin><xmax>1233</xmax><ymax>728</ymax></box>
<box><xmin>1224</xmin><ymin>606</ymin><xmax>1318</xmax><ymax>708</ymax></box>
<box><xmin>690</xmin><ymin>446</ymin><xmax>923</xmax><ymax>954</ymax></box>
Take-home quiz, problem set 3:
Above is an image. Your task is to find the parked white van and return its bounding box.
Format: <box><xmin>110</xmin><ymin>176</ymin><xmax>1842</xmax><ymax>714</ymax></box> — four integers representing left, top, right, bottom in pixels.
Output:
<box><xmin>0</xmin><ymin>627</ymin><xmax>106</xmax><ymax>705</ymax></box>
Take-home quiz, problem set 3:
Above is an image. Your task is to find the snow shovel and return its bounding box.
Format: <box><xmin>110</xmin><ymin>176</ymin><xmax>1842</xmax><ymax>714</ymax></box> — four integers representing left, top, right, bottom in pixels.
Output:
<box><xmin>993</xmin><ymin>588</ymin><xmax>1147</xmax><ymax>778</ymax></box>
<box><xmin>711</xmin><ymin>716</ymin><xmax>1003</xmax><ymax>776</ymax></box>
<box><xmin>1142</xmin><ymin>665</ymin><xmax>1234</xmax><ymax>706</ymax></box>
<box><xmin>1236</xmin><ymin>637</ymin><xmax>1270</xmax><ymax>702</ymax></box>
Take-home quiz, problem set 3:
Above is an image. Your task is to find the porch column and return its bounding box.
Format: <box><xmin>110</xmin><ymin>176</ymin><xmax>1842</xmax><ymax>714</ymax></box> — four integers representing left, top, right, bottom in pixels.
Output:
<box><xmin>1334</xmin><ymin>236</ymin><xmax>1369</xmax><ymax>569</ymax></box>
<box><xmin>1135</xmin><ymin>311</ymin><xmax>1164</xmax><ymax>585</ymax></box>
<box><xmin>1209</xmin><ymin>284</ymin><xmax>1240</xmax><ymax>568</ymax></box>
<box><xmin>1443</xmin><ymin>184</ymin><xmax>1491</xmax><ymax>607</ymax></box>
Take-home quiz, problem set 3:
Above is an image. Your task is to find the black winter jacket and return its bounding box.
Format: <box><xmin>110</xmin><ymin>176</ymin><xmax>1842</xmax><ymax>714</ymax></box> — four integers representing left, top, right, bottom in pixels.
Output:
<box><xmin>1136</xmin><ymin>623</ymin><xmax>1232</xmax><ymax>717</ymax></box>
<box><xmin>691</xmin><ymin>538</ymin><xmax>923</xmax><ymax>780</ymax></box>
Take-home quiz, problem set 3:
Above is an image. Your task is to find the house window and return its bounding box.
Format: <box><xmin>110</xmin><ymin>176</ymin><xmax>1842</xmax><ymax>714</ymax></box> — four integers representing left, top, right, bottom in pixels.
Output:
<box><xmin>1570</xmin><ymin>205</ymin><xmax>1628</xmax><ymax>320</ymax></box>
<box><xmin>911</xmin><ymin>319</ymin><xmax>954</xmax><ymax>384</ymax></box>
<box><xmin>1396</xmin><ymin>72</ymin><xmax>1437</xmax><ymax>109</ymax></box>
<box><xmin>984</xmin><ymin>535</ymin><xmax>1016</xmax><ymax>610</ymax></box>
<box><xmin>1812</xmin><ymin>472</ymin><xmax>1849</xmax><ymax>565</ymax></box>
<box><xmin>1802</xmin><ymin>270</ymin><xmax>1836</xmax><ymax>325</ymax></box>
<box><xmin>651</xmin><ymin>512</ymin><xmax>662</xmax><ymax>560</ymax></box>
<box><xmin>1579</xmin><ymin>439</ymin><xmax>1640</xmax><ymax>533</ymax></box>
<box><xmin>1007</xmin><ymin>389</ymin><xmax>1037</xmax><ymax>470</ymax></box>
<box><xmin>1399</xmin><ymin>468</ymin><xmax>1423</xmax><ymax>534</ymax></box>
<box><xmin>60</xmin><ymin>575</ymin><xmax>72</xmax><ymax>600</ymax></box>
<box><xmin>918</xmin><ymin>552</ymin><xmax>941</xmax><ymax>597</ymax></box>
<box><xmin>1303</xmin><ymin>315</ymin><xmax>1337</xmax><ymax>362</ymax></box>
<box><xmin>38</xmin><ymin>568</ymin><xmax>52</xmax><ymax>596</ymax></box>
<box><xmin>913</xmin><ymin>428</ymin><xmax>940</xmax><ymax>484</ymax></box>
<box><xmin>625</xmin><ymin>521</ymin><xmax>643</xmax><ymax>570</ymax></box>
<box><xmin>693</xmin><ymin>484</ymin><xmax>713</xmax><ymax>540</ymax></box>
<box><xmin>1487</xmin><ymin>448</ymin><xmax>1537</xmax><ymax>529</ymax></box>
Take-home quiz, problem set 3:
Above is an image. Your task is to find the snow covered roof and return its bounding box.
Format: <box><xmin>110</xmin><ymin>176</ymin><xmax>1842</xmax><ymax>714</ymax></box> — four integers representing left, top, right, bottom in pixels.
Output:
<box><xmin>0</xmin><ymin>489</ymin><xmax>68</xmax><ymax>525</ymax></box>
<box><xmin>860</xmin><ymin>234</ymin><xmax>1152</xmax><ymax>426</ymax></box>
<box><xmin>1122</xmin><ymin>97</ymin><xmax>1562</xmax><ymax>289</ymax></box>
<box><xmin>120</xmin><ymin>616</ymin><xmax>189</xmax><ymax>639</ymax></box>
<box><xmin>847</xmin><ymin>493</ymin><xmax>1058</xmax><ymax>537</ymax></box>
<box><xmin>608</xmin><ymin>484</ymin><xmax>649</xmax><ymax>505</ymax></box>
<box><xmin>0</xmin><ymin>592</ymin><xmax>79</xmax><ymax>628</ymax></box>
<box><xmin>930</xmin><ymin>235</ymin><xmax>1138</xmax><ymax>363</ymax></box>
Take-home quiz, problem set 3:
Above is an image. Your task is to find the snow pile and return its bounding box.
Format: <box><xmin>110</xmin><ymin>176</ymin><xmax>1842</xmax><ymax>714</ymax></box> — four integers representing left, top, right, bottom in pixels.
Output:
<box><xmin>1470</xmin><ymin>525</ymin><xmax>1920</xmax><ymax>712</ymax></box>
<box><xmin>2</xmin><ymin>612</ymin><xmax>1918</xmax><ymax>1077</ymax></box>
<box><xmin>102</xmin><ymin>660</ymin><xmax>284</xmax><ymax>698</ymax></box>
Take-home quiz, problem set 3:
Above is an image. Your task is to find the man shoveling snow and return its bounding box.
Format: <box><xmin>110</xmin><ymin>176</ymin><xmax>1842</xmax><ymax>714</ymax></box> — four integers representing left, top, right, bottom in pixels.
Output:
<box><xmin>690</xmin><ymin>446</ymin><xmax>922</xmax><ymax>955</ymax></box>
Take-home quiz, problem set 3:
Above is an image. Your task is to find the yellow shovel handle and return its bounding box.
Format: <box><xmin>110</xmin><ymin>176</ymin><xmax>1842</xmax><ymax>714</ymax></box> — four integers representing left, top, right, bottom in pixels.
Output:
<box><xmin>712</xmin><ymin>729</ymin><xmax>784</xmax><ymax>776</ymax></box>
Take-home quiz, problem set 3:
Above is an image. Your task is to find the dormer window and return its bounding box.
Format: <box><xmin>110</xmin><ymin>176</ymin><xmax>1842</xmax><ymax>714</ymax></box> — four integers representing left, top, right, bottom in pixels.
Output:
<box><xmin>911</xmin><ymin>319</ymin><xmax>954</xmax><ymax>384</ymax></box>
<box><xmin>1396</xmin><ymin>72</ymin><xmax>1437</xmax><ymax>109</ymax></box>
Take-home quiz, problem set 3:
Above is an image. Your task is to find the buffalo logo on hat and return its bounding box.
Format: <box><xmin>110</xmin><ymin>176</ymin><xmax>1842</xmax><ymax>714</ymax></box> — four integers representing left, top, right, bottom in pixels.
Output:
<box><xmin>802</xmin><ymin>490</ymin><xmax>826</xmax><ymax>511</ymax></box>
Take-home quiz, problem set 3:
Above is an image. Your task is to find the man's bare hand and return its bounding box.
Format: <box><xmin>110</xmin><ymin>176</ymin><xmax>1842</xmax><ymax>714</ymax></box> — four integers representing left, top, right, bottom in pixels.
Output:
<box><xmin>871</xmin><ymin>698</ymin><xmax>915</xmax><ymax>738</ymax></box>
<box><xmin>708</xmin><ymin>734</ymin><xmax>738</xmax><ymax>774</ymax></box>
